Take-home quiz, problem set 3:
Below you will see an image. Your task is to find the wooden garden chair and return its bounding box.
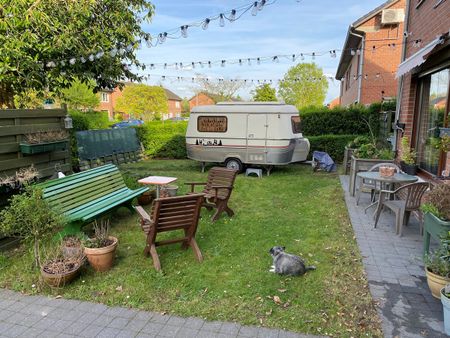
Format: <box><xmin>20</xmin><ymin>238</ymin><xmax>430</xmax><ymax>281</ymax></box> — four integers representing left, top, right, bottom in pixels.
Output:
<box><xmin>134</xmin><ymin>194</ymin><xmax>204</xmax><ymax>271</ymax></box>
<box><xmin>374</xmin><ymin>182</ymin><xmax>429</xmax><ymax>236</ymax></box>
<box><xmin>186</xmin><ymin>167</ymin><xmax>238</xmax><ymax>222</ymax></box>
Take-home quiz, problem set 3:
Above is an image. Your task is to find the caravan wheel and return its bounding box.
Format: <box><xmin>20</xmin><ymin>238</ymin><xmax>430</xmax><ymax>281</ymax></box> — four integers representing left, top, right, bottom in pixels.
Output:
<box><xmin>225</xmin><ymin>158</ymin><xmax>243</xmax><ymax>173</ymax></box>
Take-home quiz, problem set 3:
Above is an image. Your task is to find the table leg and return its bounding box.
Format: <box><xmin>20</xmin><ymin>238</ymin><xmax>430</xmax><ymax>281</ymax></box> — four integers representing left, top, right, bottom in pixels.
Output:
<box><xmin>156</xmin><ymin>186</ymin><xmax>160</xmax><ymax>199</ymax></box>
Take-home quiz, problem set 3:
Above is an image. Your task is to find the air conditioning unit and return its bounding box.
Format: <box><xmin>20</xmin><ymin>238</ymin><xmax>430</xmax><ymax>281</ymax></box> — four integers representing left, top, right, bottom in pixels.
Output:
<box><xmin>381</xmin><ymin>9</ymin><xmax>404</xmax><ymax>24</ymax></box>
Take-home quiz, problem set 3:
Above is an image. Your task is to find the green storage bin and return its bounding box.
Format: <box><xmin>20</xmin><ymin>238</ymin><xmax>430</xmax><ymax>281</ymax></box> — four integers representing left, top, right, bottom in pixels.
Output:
<box><xmin>20</xmin><ymin>140</ymin><xmax>68</xmax><ymax>154</ymax></box>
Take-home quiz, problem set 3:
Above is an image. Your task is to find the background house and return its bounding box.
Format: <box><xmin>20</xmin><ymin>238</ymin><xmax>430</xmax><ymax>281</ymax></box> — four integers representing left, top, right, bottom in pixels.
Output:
<box><xmin>163</xmin><ymin>88</ymin><xmax>182</xmax><ymax>120</ymax></box>
<box><xmin>189</xmin><ymin>92</ymin><xmax>216</xmax><ymax>110</ymax></box>
<box><xmin>97</xmin><ymin>85</ymin><xmax>183</xmax><ymax>120</ymax></box>
<box><xmin>395</xmin><ymin>0</ymin><xmax>450</xmax><ymax>179</ymax></box>
<box><xmin>335</xmin><ymin>0</ymin><xmax>406</xmax><ymax>106</ymax></box>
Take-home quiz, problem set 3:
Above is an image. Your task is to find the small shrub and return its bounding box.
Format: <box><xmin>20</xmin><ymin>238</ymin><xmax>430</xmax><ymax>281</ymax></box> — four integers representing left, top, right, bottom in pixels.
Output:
<box><xmin>425</xmin><ymin>232</ymin><xmax>450</xmax><ymax>277</ymax></box>
<box><xmin>84</xmin><ymin>220</ymin><xmax>113</xmax><ymax>249</ymax></box>
<box><xmin>24</xmin><ymin>130</ymin><xmax>68</xmax><ymax>144</ymax></box>
<box><xmin>0</xmin><ymin>187</ymin><xmax>66</xmax><ymax>267</ymax></box>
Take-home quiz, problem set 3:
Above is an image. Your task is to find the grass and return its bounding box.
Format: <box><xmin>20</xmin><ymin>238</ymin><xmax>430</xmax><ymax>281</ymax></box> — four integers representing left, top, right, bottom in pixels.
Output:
<box><xmin>0</xmin><ymin>160</ymin><xmax>382</xmax><ymax>337</ymax></box>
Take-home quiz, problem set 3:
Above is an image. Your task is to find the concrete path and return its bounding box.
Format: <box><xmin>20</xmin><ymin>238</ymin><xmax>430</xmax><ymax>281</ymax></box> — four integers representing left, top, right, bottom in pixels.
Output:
<box><xmin>340</xmin><ymin>175</ymin><xmax>446</xmax><ymax>338</ymax></box>
<box><xmin>0</xmin><ymin>288</ymin><xmax>320</xmax><ymax>338</ymax></box>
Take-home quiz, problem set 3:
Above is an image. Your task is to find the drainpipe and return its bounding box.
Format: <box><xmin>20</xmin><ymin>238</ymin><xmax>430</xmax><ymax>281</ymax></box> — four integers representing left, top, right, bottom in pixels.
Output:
<box><xmin>394</xmin><ymin>0</ymin><xmax>411</xmax><ymax>151</ymax></box>
<box><xmin>350</xmin><ymin>29</ymin><xmax>365</xmax><ymax>103</ymax></box>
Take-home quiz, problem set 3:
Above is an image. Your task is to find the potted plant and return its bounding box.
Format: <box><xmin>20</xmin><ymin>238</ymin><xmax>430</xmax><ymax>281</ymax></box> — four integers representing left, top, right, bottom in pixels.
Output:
<box><xmin>422</xmin><ymin>184</ymin><xmax>450</xmax><ymax>255</ymax></box>
<box><xmin>441</xmin><ymin>284</ymin><xmax>450</xmax><ymax>335</ymax></box>
<box><xmin>424</xmin><ymin>238</ymin><xmax>450</xmax><ymax>299</ymax></box>
<box><xmin>41</xmin><ymin>245</ymin><xmax>85</xmax><ymax>287</ymax></box>
<box><xmin>0</xmin><ymin>186</ymin><xmax>65</xmax><ymax>267</ymax></box>
<box><xmin>20</xmin><ymin>130</ymin><xmax>69</xmax><ymax>154</ymax></box>
<box><xmin>399</xmin><ymin>136</ymin><xmax>418</xmax><ymax>175</ymax></box>
<box><xmin>62</xmin><ymin>234</ymin><xmax>84</xmax><ymax>258</ymax></box>
<box><xmin>83</xmin><ymin>220</ymin><xmax>118</xmax><ymax>272</ymax></box>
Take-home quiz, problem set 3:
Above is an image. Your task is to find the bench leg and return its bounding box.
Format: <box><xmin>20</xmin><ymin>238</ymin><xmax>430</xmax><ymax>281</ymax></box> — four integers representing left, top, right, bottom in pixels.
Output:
<box><xmin>224</xmin><ymin>205</ymin><xmax>234</xmax><ymax>217</ymax></box>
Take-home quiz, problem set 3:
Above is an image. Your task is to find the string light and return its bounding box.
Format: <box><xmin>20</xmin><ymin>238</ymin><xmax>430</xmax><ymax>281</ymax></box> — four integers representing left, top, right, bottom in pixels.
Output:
<box><xmin>229</xmin><ymin>9</ymin><xmax>237</xmax><ymax>21</ymax></box>
<box><xmin>202</xmin><ymin>18</ymin><xmax>210</xmax><ymax>30</ymax></box>
<box><xmin>350</xmin><ymin>49</ymin><xmax>356</xmax><ymax>56</ymax></box>
<box><xmin>251</xmin><ymin>2</ymin><xmax>258</xmax><ymax>16</ymax></box>
<box><xmin>219</xmin><ymin>14</ymin><xmax>225</xmax><ymax>27</ymax></box>
<box><xmin>180</xmin><ymin>25</ymin><xmax>188</xmax><ymax>38</ymax></box>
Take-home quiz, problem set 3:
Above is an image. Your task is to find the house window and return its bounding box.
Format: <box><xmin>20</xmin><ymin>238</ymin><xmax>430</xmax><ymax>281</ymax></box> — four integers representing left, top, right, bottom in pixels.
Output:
<box><xmin>101</xmin><ymin>93</ymin><xmax>109</xmax><ymax>103</ymax></box>
<box><xmin>416</xmin><ymin>68</ymin><xmax>449</xmax><ymax>175</ymax></box>
<box><xmin>175</xmin><ymin>101</ymin><xmax>180</xmax><ymax>108</ymax></box>
<box><xmin>197</xmin><ymin>116</ymin><xmax>227</xmax><ymax>132</ymax></box>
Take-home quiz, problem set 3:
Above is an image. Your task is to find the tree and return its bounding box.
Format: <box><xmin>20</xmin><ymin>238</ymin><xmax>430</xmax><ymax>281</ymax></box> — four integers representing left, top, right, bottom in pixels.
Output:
<box><xmin>115</xmin><ymin>84</ymin><xmax>168</xmax><ymax>121</ymax></box>
<box><xmin>195</xmin><ymin>76</ymin><xmax>245</xmax><ymax>102</ymax></box>
<box><xmin>278</xmin><ymin>63</ymin><xmax>328</xmax><ymax>109</ymax></box>
<box><xmin>0</xmin><ymin>0</ymin><xmax>154</xmax><ymax>107</ymax></box>
<box><xmin>252</xmin><ymin>84</ymin><xmax>277</xmax><ymax>101</ymax></box>
<box><xmin>60</xmin><ymin>79</ymin><xmax>100</xmax><ymax>111</ymax></box>
<box><xmin>181</xmin><ymin>98</ymin><xmax>190</xmax><ymax>115</ymax></box>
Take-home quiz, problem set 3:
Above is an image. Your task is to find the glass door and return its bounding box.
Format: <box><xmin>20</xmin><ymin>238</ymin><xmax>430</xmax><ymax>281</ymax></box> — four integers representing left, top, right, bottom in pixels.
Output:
<box><xmin>416</xmin><ymin>68</ymin><xmax>449</xmax><ymax>175</ymax></box>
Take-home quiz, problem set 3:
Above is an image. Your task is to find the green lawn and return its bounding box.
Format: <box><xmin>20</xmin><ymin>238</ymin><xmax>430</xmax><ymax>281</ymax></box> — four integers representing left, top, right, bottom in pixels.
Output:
<box><xmin>0</xmin><ymin>160</ymin><xmax>382</xmax><ymax>336</ymax></box>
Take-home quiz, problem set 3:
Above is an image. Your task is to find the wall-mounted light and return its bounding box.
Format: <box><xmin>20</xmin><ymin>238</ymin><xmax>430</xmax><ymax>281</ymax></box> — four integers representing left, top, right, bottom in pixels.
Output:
<box><xmin>64</xmin><ymin>115</ymin><xmax>73</xmax><ymax>129</ymax></box>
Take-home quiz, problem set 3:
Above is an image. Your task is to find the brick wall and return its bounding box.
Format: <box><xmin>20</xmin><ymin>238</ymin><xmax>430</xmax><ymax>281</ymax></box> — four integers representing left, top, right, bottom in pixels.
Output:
<box><xmin>340</xmin><ymin>47</ymin><xmax>361</xmax><ymax>106</ymax></box>
<box><xmin>339</xmin><ymin>0</ymin><xmax>405</xmax><ymax>106</ymax></box>
<box><xmin>167</xmin><ymin>99</ymin><xmax>182</xmax><ymax>118</ymax></box>
<box><xmin>189</xmin><ymin>93</ymin><xmax>215</xmax><ymax>110</ymax></box>
<box><xmin>397</xmin><ymin>0</ymin><xmax>450</xmax><ymax>174</ymax></box>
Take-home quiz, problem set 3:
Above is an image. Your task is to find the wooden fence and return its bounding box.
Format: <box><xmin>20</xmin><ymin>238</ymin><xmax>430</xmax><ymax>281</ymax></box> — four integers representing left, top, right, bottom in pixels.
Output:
<box><xmin>0</xmin><ymin>107</ymin><xmax>72</xmax><ymax>179</ymax></box>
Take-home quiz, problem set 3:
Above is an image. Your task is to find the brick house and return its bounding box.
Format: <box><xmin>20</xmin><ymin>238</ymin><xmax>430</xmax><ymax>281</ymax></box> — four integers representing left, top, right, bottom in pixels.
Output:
<box><xmin>97</xmin><ymin>85</ymin><xmax>182</xmax><ymax>120</ymax></box>
<box><xmin>336</xmin><ymin>0</ymin><xmax>406</xmax><ymax>106</ymax></box>
<box><xmin>163</xmin><ymin>88</ymin><xmax>182</xmax><ymax>120</ymax></box>
<box><xmin>395</xmin><ymin>0</ymin><xmax>450</xmax><ymax>179</ymax></box>
<box><xmin>189</xmin><ymin>92</ymin><xmax>215</xmax><ymax>110</ymax></box>
<box><xmin>98</xmin><ymin>88</ymin><xmax>124</xmax><ymax>120</ymax></box>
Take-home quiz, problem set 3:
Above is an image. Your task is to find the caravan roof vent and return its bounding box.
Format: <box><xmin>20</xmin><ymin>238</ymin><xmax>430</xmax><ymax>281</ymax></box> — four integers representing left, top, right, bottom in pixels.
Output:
<box><xmin>381</xmin><ymin>9</ymin><xmax>404</xmax><ymax>25</ymax></box>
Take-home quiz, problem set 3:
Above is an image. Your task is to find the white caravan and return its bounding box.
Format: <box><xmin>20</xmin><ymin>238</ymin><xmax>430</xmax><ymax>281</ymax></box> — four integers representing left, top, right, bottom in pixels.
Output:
<box><xmin>185</xmin><ymin>102</ymin><xmax>310</xmax><ymax>172</ymax></box>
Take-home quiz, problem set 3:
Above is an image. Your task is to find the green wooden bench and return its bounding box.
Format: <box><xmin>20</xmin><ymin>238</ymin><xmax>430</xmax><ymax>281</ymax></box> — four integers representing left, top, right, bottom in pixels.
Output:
<box><xmin>39</xmin><ymin>164</ymin><xmax>148</xmax><ymax>234</ymax></box>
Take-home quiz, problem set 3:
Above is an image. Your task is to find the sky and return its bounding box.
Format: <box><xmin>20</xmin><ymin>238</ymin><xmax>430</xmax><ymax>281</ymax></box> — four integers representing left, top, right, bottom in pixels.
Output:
<box><xmin>136</xmin><ymin>0</ymin><xmax>388</xmax><ymax>103</ymax></box>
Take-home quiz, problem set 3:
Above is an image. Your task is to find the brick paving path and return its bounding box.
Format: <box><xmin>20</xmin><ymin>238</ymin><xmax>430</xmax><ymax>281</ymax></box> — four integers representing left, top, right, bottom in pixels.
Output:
<box><xmin>340</xmin><ymin>175</ymin><xmax>446</xmax><ymax>338</ymax></box>
<box><xmin>0</xmin><ymin>288</ymin><xmax>321</xmax><ymax>338</ymax></box>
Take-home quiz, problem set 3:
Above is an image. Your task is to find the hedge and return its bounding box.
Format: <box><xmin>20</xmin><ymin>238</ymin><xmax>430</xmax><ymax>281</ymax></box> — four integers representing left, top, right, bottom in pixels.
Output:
<box><xmin>308</xmin><ymin>134</ymin><xmax>357</xmax><ymax>162</ymax></box>
<box><xmin>135</xmin><ymin>121</ymin><xmax>188</xmax><ymax>159</ymax></box>
<box><xmin>299</xmin><ymin>101</ymin><xmax>395</xmax><ymax>137</ymax></box>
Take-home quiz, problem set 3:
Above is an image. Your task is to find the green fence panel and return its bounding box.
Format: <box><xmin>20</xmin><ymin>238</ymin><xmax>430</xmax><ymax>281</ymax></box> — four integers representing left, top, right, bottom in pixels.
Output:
<box><xmin>76</xmin><ymin>128</ymin><xmax>140</xmax><ymax>160</ymax></box>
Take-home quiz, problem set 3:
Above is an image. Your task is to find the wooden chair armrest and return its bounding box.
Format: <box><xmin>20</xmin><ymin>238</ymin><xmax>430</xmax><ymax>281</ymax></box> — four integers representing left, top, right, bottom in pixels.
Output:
<box><xmin>134</xmin><ymin>206</ymin><xmax>154</xmax><ymax>224</ymax></box>
<box><xmin>185</xmin><ymin>182</ymin><xmax>207</xmax><ymax>193</ymax></box>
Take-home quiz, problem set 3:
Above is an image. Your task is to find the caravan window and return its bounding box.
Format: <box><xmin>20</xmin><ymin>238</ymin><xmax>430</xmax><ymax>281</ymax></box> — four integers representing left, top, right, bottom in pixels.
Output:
<box><xmin>197</xmin><ymin>116</ymin><xmax>228</xmax><ymax>132</ymax></box>
<box><xmin>291</xmin><ymin>116</ymin><xmax>301</xmax><ymax>134</ymax></box>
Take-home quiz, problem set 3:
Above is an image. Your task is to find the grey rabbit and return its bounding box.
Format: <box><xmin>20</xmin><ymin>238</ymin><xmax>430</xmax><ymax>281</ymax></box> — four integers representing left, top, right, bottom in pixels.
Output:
<box><xmin>269</xmin><ymin>246</ymin><xmax>316</xmax><ymax>276</ymax></box>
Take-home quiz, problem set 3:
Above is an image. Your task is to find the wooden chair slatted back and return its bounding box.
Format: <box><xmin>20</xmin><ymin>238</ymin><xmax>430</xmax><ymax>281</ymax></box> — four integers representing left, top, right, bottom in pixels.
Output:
<box><xmin>203</xmin><ymin>167</ymin><xmax>238</xmax><ymax>199</ymax></box>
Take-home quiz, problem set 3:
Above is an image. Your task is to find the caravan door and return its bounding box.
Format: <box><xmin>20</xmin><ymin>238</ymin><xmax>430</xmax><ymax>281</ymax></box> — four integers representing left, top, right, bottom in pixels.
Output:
<box><xmin>246</xmin><ymin>114</ymin><xmax>267</xmax><ymax>163</ymax></box>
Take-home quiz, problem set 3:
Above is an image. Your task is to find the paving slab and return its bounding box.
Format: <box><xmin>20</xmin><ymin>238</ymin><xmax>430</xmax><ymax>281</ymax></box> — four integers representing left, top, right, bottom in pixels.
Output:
<box><xmin>340</xmin><ymin>175</ymin><xmax>446</xmax><ymax>338</ymax></box>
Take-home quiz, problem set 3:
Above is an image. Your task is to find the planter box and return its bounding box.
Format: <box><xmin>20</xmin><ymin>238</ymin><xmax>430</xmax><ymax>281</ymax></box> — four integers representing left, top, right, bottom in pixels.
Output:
<box><xmin>348</xmin><ymin>155</ymin><xmax>394</xmax><ymax>196</ymax></box>
<box><xmin>20</xmin><ymin>140</ymin><xmax>68</xmax><ymax>154</ymax></box>
<box><xmin>423</xmin><ymin>212</ymin><xmax>450</xmax><ymax>257</ymax></box>
<box><xmin>343</xmin><ymin>147</ymin><xmax>355</xmax><ymax>175</ymax></box>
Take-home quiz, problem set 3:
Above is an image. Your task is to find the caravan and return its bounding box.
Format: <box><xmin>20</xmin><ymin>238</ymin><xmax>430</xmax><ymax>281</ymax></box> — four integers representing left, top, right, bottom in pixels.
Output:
<box><xmin>185</xmin><ymin>102</ymin><xmax>310</xmax><ymax>172</ymax></box>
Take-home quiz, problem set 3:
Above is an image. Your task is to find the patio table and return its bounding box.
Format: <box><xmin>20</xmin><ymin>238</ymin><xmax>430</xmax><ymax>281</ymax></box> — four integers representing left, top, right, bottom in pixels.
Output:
<box><xmin>138</xmin><ymin>176</ymin><xmax>177</xmax><ymax>198</ymax></box>
<box><xmin>356</xmin><ymin>171</ymin><xmax>418</xmax><ymax>213</ymax></box>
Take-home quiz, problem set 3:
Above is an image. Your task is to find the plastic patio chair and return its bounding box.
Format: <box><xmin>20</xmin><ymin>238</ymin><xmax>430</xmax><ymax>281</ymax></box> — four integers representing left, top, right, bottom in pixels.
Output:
<box><xmin>356</xmin><ymin>163</ymin><xmax>401</xmax><ymax>205</ymax></box>
<box><xmin>373</xmin><ymin>182</ymin><xmax>429</xmax><ymax>236</ymax></box>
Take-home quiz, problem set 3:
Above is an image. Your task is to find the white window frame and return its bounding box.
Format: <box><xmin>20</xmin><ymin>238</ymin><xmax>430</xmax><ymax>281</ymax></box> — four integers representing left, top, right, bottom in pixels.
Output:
<box><xmin>101</xmin><ymin>92</ymin><xmax>109</xmax><ymax>103</ymax></box>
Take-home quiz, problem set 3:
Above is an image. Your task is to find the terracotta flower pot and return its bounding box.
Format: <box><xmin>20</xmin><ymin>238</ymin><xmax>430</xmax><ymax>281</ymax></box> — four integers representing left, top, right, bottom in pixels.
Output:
<box><xmin>84</xmin><ymin>236</ymin><xmax>118</xmax><ymax>272</ymax></box>
<box><xmin>41</xmin><ymin>262</ymin><xmax>81</xmax><ymax>287</ymax></box>
<box><xmin>426</xmin><ymin>268</ymin><xmax>450</xmax><ymax>299</ymax></box>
